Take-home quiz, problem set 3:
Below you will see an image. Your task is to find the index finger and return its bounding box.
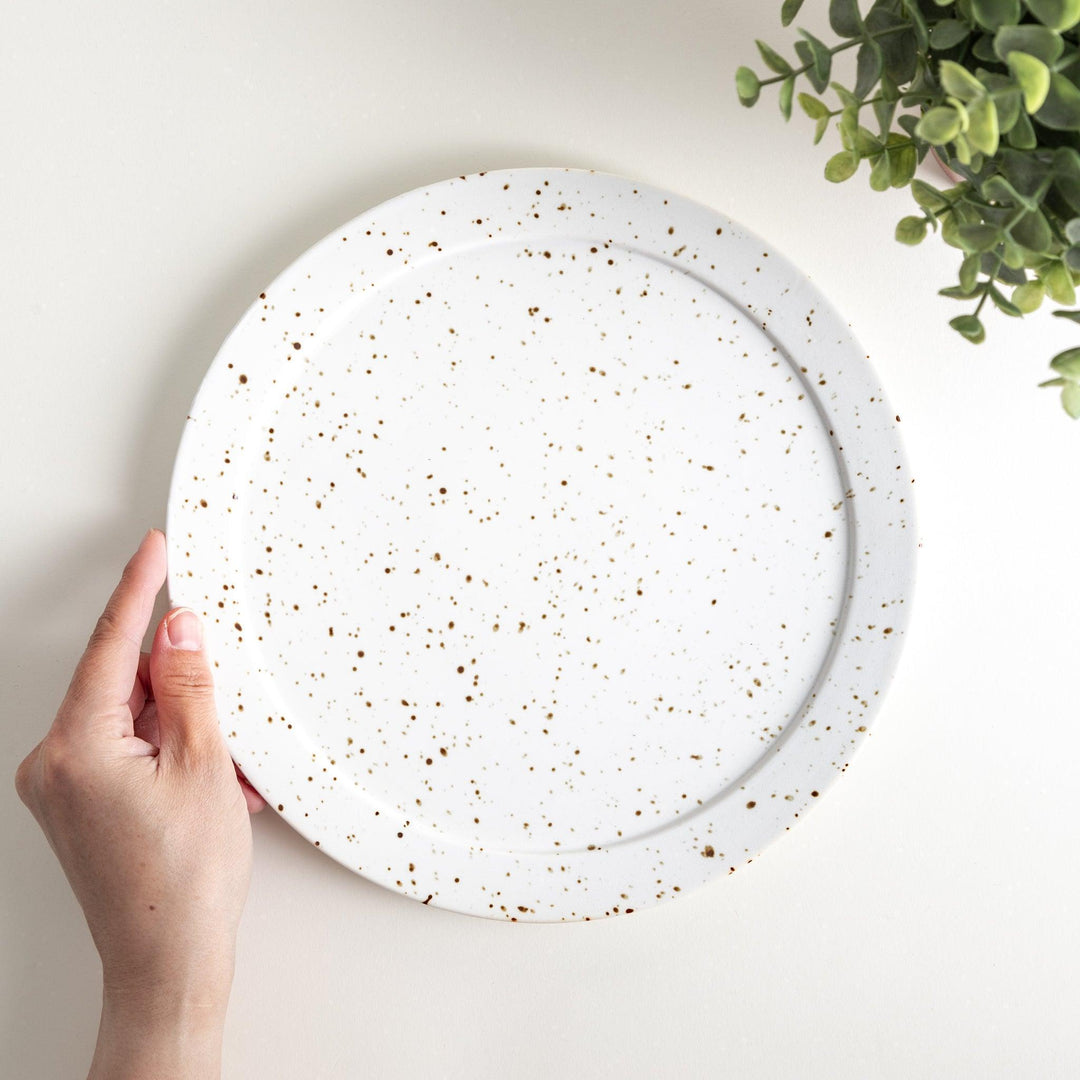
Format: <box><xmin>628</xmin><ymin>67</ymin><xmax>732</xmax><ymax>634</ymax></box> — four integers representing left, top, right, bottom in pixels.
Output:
<box><xmin>59</xmin><ymin>529</ymin><xmax>167</xmax><ymax>733</ymax></box>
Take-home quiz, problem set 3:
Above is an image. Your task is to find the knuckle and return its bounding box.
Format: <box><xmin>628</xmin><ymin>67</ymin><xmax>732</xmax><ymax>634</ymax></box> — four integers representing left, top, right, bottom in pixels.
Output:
<box><xmin>87</xmin><ymin>606</ymin><xmax>124</xmax><ymax>651</ymax></box>
<box><xmin>14</xmin><ymin>752</ymin><xmax>35</xmax><ymax>804</ymax></box>
<box><xmin>166</xmin><ymin>662</ymin><xmax>216</xmax><ymax>696</ymax></box>
<box><xmin>35</xmin><ymin>738</ymin><xmax>81</xmax><ymax>795</ymax></box>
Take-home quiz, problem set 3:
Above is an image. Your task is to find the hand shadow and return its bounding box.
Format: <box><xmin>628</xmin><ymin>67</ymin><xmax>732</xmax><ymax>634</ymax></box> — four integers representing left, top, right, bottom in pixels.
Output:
<box><xmin>1</xmin><ymin>144</ymin><xmax>599</xmax><ymax>1074</ymax></box>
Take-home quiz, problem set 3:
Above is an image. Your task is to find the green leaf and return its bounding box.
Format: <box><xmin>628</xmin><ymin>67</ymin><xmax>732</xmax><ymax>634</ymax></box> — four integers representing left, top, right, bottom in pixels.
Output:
<box><xmin>980</xmin><ymin>76</ymin><xmax>1022</xmax><ymax>134</ymax></box>
<box><xmin>956</xmin><ymin>200</ymin><xmax>984</xmax><ymax>227</ymax></box>
<box><xmin>829</xmin><ymin>0</ymin><xmax>864</xmax><ymax>37</ymax></box>
<box><xmin>855</xmin><ymin>39</ymin><xmax>884</xmax><ymax>98</ymax></box>
<box><xmin>971</xmin><ymin>32</ymin><xmax>1000</xmax><ymax>62</ymax></box>
<box><xmin>1012</xmin><ymin>280</ymin><xmax>1046</xmax><ymax>310</ymax></box>
<box><xmin>874</xmin><ymin>95</ymin><xmax>898</xmax><ymax>135</ymax></box>
<box><xmin>942</xmin><ymin>212</ymin><xmax>965</xmax><ymax>249</ymax></box>
<box><xmin>781</xmin><ymin>0</ymin><xmax>806</xmax><ymax>27</ymax></box>
<box><xmin>1000</xmin><ymin>148</ymin><xmax>1052</xmax><ymax>195</ymax></box>
<box><xmin>1011</xmin><ymin>208</ymin><xmax>1053</xmax><ymax>252</ymax></box>
<box><xmin>1066</xmin><ymin>218</ymin><xmax>1080</xmax><ymax>243</ymax></box>
<box><xmin>1065</xmin><ymin>244</ymin><xmax>1080</xmax><ymax>270</ymax></box>
<box><xmin>939</xmin><ymin>60</ymin><xmax>987</xmax><ymax>102</ymax></box>
<box><xmin>1035</xmin><ymin>72</ymin><xmax>1080</xmax><ymax>129</ymax></box>
<box><xmin>982</xmin><ymin>173</ymin><xmax>1036</xmax><ymax>208</ymax></box>
<box><xmin>950</xmin><ymin>314</ymin><xmax>987</xmax><ymax>342</ymax></box>
<box><xmin>931</xmin><ymin>19</ymin><xmax>972</xmax><ymax>48</ymax></box>
<box><xmin>1024</xmin><ymin>0</ymin><xmax>1080</xmax><ymax>32</ymax></box>
<box><xmin>1007</xmin><ymin>52</ymin><xmax>1052</xmax><ymax>113</ymax></box>
<box><xmin>756</xmin><ymin>40</ymin><xmax>793</xmax><ymax>76</ymax></box>
<box><xmin>1052</xmin><ymin>148</ymin><xmax>1080</xmax><ymax>211</ymax></box>
<box><xmin>972</xmin><ymin>0</ymin><xmax>1022</xmax><ymax>28</ymax></box>
<box><xmin>967</xmin><ymin>97</ymin><xmax>1000</xmax><ymax>156</ymax></box>
<box><xmin>866</xmin><ymin>9</ymin><xmax>918</xmax><ymax>85</ymax></box>
<box><xmin>906</xmin><ymin>2</ymin><xmax>931</xmax><ymax>51</ymax></box>
<box><xmin>1049</xmin><ymin>346</ymin><xmax>1080</xmax><ymax>375</ymax></box>
<box><xmin>778</xmin><ymin>75</ymin><xmax>795</xmax><ymax>120</ymax></box>
<box><xmin>957</xmin><ymin>222</ymin><xmax>1004</xmax><ymax>251</ymax></box>
<box><xmin>1055</xmin><ymin>177</ymin><xmax>1080</xmax><ymax>215</ymax></box>
<box><xmin>989</xmin><ymin>286</ymin><xmax>1024</xmax><ymax>316</ymax></box>
<box><xmin>1061</xmin><ymin>380</ymin><xmax>1080</xmax><ymax>417</ymax></box>
<box><xmin>1007</xmin><ymin>109</ymin><xmax>1037</xmax><ymax>147</ymax></box>
<box><xmin>912</xmin><ymin>179</ymin><xmax>951</xmax><ymax>212</ymax></box>
<box><xmin>825</xmin><ymin>151</ymin><xmax>860</xmax><ymax>182</ymax></box>
<box><xmin>897</xmin><ymin>113</ymin><xmax>920</xmax><ymax>139</ymax></box>
<box><xmin>736</xmin><ymin>66</ymin><xmax>761</xmax><ymax>107</ymax></box>
<box><xmin>993</xmin><ymin>24</ymin><xmax>1065</xmax><ymax>63</ymax></box>
<box><xmin>831</xmin><ymin>82</ymin><xmax>860</xmax><ymax>110</ymax></box>
<box><xmin>991</xmin><ymin>254</ymin><xmax>1027</xmax><ymax>283</ymax></box>
<box><xmin>814</xmin><ymin>116</ymin><xmax>830</xmax><ymax>144</ymax></box>
<box><xmin>1051</xmin><ymin>308</ymin><xmax>1080</xmax><ymax>322</ymax></box>
<box><xmin>904</xmin><ymin>58</ymin><xmax>937</xmax><ymax>101</ymax></box>
<box><xmin>792</xmin><ymin>41</ymin><xmax>821</xmax><ymax>93</ymax></box>
<box><xmin>798</xmin><ymin>31</ymin><xmax>834</xmax><ymax>90</ymax></box>
<box><xmin>838</xmin><ymin>106</ymin><xmax>859</xmax><ymax>150</ymax></box>
<box><xmin>896</xmin><ymin>216</ymin><xmax>929</xmax><ymax>244</ymax></box>
<box><xmin>1057</xmin><ymin>147</ymin><xmax>1080</xmax><ymax>182</ymax></box>
<box><xmin>854</xmin><ymin>125</ymin><xmax>883</xmax><ymax>155</ymax></box>
<box><xmin>960</xmin><ymin>253</ymin><xmax>981</xmax><ymax>292</ymax></box>
<box><xmin>952</xmin><ymin>135</ymin><xmax>972</xmax><ymax>168</ymax></box>
<box><xmin>940</xmin><ymin>285</ymin><xmax>982</xmax><ymax>299</ymax></box>
<box><xmin>1043</xmin><ymin>261</ymin><xmax>1077</xmax><ymax>304</ymax></box>
<box><xmin>916</xmin><ymin>106</ymin><xmax>963</xmax><ymax>145</ymax></box>
<box><xmin>1002</xmin><ymin>240</ymin><xmax>1027</xmax><ymax>270</ymax></box>
<box><xmin>798</xmin><ymin>93</ymin><xmax>829</xmax><ymax>120</ymax></box>
<box><xmin>1040</xmin><ymin>376</ymin><xmax>1068</xmax><ymax>385</ymax></box>
<box><xmin>890</xmin><ymin>142</ymin><xmax>918</xmax><ymax>187</ymax></box>
<box><xmin>869</xmin><ymin>151</ymin><xmax>893</xmax><ymax>191</ymax></box>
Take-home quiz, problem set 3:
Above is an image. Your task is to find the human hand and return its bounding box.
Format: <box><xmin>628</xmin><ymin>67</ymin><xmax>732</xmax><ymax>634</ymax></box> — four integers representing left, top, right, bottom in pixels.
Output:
<box><xmin>15</xmin><ymin>529</ymin><xmax>264</xmax><ymax>1079</ymax></box>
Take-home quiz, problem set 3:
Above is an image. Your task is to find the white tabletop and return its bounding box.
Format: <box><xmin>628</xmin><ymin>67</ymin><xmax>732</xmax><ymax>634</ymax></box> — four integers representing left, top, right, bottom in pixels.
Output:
<box><xmin>2</xmin><ymin>2</ymin><xmax>1078</xmax><ymax>1076</ymax></box>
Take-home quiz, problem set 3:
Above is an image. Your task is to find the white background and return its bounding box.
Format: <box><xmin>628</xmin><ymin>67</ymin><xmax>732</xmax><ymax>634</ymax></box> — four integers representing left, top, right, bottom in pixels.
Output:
<box><xmin>2</xmin><ymin>2</ymin><xmax>1078</xmax><ymax>1076</ymax></box>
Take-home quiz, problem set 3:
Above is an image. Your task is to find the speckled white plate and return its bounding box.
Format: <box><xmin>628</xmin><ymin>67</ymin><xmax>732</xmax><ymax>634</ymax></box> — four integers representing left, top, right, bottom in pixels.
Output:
<box><xmin>168</xmin><ymin>168</ymin><xmax>915</xmax><ymax>921</ymax></box>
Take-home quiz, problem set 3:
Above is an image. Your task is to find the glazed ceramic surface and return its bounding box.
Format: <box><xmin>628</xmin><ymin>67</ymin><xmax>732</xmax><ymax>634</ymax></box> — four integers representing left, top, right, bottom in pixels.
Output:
<box><xmin>168</xmin><ymin>169</ymin><xmax>915</xmax><ymax>920</ymax></box>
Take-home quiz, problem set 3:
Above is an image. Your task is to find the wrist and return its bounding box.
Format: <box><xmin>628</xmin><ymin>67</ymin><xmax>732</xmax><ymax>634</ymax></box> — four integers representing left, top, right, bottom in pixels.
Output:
<box><xmin>91</xmin><ymin>980</ymin><xmax>232</xmax><ymax>1080</ymax></box>
<box><xmin>99</xmin><ymin>930</ymin><xmax>237</xmax><ymax>1011</ymax></box>
<box><xmin>92</xmin><ymin>948</ymin><xmax>235</xmax><ymax>1080</ymax></box>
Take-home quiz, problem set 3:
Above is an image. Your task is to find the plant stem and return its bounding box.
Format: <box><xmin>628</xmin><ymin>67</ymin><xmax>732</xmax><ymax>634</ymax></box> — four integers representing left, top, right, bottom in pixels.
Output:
<box><xmin>759</xmin><ymin>24</ymin><xmax>911</xmax><ymax>88</ymax></box>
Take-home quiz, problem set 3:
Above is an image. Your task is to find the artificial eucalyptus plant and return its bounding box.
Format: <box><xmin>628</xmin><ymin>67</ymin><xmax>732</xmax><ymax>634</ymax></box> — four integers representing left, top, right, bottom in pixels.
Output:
<box><xmin>737</xmin><ymin>0</ymin><xmax>1080</xmax><ymax>417</ymax></box>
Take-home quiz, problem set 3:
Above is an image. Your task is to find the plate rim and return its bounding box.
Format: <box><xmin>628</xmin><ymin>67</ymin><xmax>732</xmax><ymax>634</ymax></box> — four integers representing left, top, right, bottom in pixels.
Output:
<box><xmin>167</xmin><ymin>166</ymin><xmax>917</xmax><ymax>920</ymax></box>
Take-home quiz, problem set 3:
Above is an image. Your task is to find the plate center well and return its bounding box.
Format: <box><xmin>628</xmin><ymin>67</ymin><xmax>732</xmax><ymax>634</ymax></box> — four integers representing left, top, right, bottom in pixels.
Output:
<box><xmin>235</xmin><ymin>238</ymin><xmax>848</xmax><ymax>852</ymax></box>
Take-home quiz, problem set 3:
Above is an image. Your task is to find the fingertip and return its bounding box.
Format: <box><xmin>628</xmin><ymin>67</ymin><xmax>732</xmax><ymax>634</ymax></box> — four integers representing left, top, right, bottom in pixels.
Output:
<box><xmin>234</xmin><ymin>764</ymin><xmax>265</xmax><ymax>813</ymax></box>
<box><xmin>134</xmin><ymin>526</ymin><xmax>163</xmax><ymax>555</ymax></box>
<box><xmin>164</xmin><ymin>608</ymin><xmax>204</xmax><ymax>652</ymax></box>
<box><xmin>64</xmin><ymin>528</ymin><xmax>167</xmax><ymax>722</ymax></box>
<box><xmin>244</xmin><ymin>785</ymin><xmax>267</xmax><ymax>814</ymax></box>
<box><xmin>147</xmin><ymin>609</ymin><xmax>219</xmax><ymax>764</ymax></box>
<box><xmin>126</xmin><ymin>527</ymin><xmax>167</xmax><ymax>588</ymax></box>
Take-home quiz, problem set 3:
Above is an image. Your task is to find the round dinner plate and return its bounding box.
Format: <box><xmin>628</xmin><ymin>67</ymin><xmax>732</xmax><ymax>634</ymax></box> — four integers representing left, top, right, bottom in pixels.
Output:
<box><xmin>168</xmin><ymin>168</ymin><xmax>915</xmax><ymax>921</ymax></box>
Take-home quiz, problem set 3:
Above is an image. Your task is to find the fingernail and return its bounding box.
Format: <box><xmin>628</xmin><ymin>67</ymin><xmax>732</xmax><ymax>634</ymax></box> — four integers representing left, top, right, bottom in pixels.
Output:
<box><xmin>166</xmin><ymin>608</ymin><xmax>203</xmax><ymax>651</ymax></box>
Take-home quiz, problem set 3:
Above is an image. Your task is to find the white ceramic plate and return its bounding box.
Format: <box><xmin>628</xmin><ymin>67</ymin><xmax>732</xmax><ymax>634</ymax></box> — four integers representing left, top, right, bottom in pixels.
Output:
<box><xmin>168</xmin><ymin>168</ymin><xmax>915</xmax><ymax>921</ymax></box>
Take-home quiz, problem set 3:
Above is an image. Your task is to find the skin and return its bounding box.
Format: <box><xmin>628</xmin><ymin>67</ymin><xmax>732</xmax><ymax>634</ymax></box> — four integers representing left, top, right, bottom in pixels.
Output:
<box><xmin>15</xmin><ymin>529</ymin><xmax>265</xmax><ymax>1079</ymax></box>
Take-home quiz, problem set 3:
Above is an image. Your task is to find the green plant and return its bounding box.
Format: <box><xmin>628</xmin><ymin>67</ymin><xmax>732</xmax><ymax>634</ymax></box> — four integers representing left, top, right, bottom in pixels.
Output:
<box><xmin>736</xmin><ymin>0</ymin><xmax>1080</xmax><ymax>417</ymax></box>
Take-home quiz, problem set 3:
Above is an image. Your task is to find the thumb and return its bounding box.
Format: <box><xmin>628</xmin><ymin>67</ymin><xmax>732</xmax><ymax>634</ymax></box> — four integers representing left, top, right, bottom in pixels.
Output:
<box><xmin>149</xmin><ymin>608</ymin><xmax>226</xmax><ymax>767</ymax></box>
